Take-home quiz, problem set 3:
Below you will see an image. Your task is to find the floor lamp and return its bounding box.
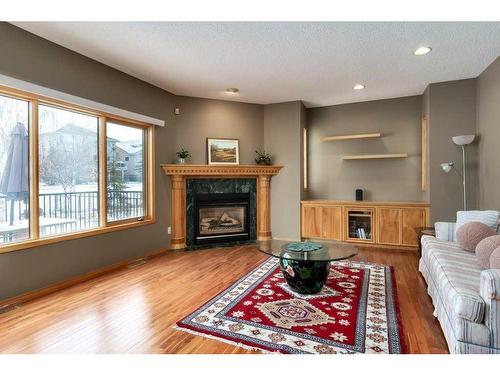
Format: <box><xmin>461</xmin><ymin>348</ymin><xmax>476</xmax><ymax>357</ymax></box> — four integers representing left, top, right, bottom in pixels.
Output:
<box><xmin>440</xmin><ymin>134</ymin><xmax>475</xmax><ymax>210</ymax></box>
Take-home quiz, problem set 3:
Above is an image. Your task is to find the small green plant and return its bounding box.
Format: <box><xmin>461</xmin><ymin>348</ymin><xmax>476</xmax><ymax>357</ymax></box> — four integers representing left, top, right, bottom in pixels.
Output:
<box><xmin>255</xmin><ymin>149</ymin><xmax>272</xmax><ymax>165</ymax></box>
<box><xmin>176</xmin><ymin>147</ymin><xmax>191</xmax><ymax>159</ymax></box>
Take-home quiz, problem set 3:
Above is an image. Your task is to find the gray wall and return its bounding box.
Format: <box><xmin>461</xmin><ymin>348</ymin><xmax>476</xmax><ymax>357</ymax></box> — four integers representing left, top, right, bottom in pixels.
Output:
<box><xmin>306</xmin><ymin>96</ymin><xmax>425</xmax><ymax>202</ymax></box>
<box><xmin>0</xmin><ymin>23</ymin><xmax>179</xmax><ymax>300</ymax></box>
<box><xmin>174</xmin><ymin>96</ymin><xmax>263</xmax><ymax>164</ymax></box>
<box><xmin>264</xmin><ymin>101</ymin><xmax>304</xmax><ymax>240</ymax></box>
<box><xmin>427</xmin><ymin>79</ymin><xmax>478</xmax><ymax>223</ymax></box>
<box><xmin>477</xmin><ymin>57</ymin><xmax>500</xmax><ymax>211</ymax></box>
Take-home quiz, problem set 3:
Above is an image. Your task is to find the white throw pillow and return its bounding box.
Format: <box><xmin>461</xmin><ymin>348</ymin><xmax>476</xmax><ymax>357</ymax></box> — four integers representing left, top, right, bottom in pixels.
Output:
<box><xmin>456</xmin><ymin>210</ymin><xmax>499</xmax><ymax>235</ymax></box>
<box><xmin>435</xmin><ymin>222</ymin><xmax>458</xmax><ymax>242</ymax></box>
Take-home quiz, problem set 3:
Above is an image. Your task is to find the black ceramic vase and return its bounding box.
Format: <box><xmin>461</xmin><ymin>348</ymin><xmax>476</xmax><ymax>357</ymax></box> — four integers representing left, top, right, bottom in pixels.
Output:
<box><xmin>279</xmin><ymin>257</ymin><xmax>330</xmax><ymax>294</ymax></box>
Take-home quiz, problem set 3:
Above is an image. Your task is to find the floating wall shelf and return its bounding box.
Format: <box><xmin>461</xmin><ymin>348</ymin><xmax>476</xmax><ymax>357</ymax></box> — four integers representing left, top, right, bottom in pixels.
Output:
<box><xmin>321</xmin><ymin>133</ymin><xmax>381</xmax><ymax>142</ymax></box>
<box><xmin>342</xmin><ymin>153</ymin><xmax>408</xmax><ymax>160</ymax></box>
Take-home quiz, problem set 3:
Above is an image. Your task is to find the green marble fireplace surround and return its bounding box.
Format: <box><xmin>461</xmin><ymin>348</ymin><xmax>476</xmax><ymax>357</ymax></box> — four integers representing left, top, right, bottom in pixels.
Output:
<box><xmin>186</xmin><ymin>178</ymin><xmax>257</xmax><ymax>247</ymax></box>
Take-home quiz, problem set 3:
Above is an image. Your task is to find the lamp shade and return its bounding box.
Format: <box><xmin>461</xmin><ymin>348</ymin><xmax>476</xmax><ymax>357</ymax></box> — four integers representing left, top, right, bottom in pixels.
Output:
<box><xmin>452</xmin><ymin>135</ymin><xmax>475</xmax><ymax>146</ymax></box>
<box><xmin>441</xmin><ymin>163</ymin><xmax>453</xmax><ymax>173</ymax></box>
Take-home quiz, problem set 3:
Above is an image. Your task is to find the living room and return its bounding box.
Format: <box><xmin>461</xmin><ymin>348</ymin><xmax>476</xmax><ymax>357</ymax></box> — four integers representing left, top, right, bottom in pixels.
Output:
<box><xmin>1</xmin><ymin>2</ymin><xmax>500</xmax><ymax>372</ymax></box>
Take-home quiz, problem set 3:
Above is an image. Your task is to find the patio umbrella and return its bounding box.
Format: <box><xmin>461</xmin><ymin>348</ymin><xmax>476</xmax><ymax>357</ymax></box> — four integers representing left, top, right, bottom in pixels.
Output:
<box><xmin>0</xmin><ymin>122</ymin><xmax>29</xmax><ymax>225</ymax></box>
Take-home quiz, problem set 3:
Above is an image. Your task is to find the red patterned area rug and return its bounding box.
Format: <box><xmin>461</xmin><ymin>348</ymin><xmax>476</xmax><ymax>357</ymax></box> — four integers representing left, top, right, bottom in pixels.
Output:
<box><xmin>175</xmin><ymin>257</ymin><xmax>407</xmax><ymax>354</ymax></box>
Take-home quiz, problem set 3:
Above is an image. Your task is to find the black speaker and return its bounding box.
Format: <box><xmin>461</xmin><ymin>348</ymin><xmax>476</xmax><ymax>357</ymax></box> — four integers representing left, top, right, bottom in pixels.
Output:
<box><xmin>355</xmin><ymin>189</ymin><xmax>363</xmax><ymax>201</ymax></box>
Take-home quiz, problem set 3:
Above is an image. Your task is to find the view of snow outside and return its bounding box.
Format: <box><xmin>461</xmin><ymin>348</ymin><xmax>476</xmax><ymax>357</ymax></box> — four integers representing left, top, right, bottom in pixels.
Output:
<box><xmin>106</xmin><ymin>122</ymin><xmax>144</xmax><ymax>222</ymax></box>
<box><xmin>0</xmin><ymin>95</ymin><xmax>29</xmax><ymax>176</ymax></box>
<box><xmin>0</xmin><ymin>97</ymin><xmax>145</xmax><ymax>243</ymax></box>
<box><xmin>0</xmin><ymin>95</ymin><xmax>30</xmax><ymax>243</ymax></box>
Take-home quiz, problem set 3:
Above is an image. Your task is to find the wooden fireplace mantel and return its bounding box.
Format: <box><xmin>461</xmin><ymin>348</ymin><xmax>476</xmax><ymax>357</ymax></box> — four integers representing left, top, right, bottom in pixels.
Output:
<box><xmin>161</xmin><ymin>164</ymin><xmax>283</xmax><ymax>176</ymax></box>
<box><xmin>161</xmin><ymin>164</ymin><xmax>283</xmax><ymax>249</ymax></box>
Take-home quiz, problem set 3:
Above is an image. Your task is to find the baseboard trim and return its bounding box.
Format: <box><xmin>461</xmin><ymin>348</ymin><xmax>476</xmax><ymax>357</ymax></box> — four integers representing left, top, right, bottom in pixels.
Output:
<box><xmin>0</xmin><ymin>248</ymin><xmax>168</xmax><ymax>310</ymax></box>
<box><xmin>354</xmin><ymin>242</ymin><xmax>418</xmax><ymax>252</ymax></box>
<box><xmin>272</xmin><ymin>237</ymin><xmax>301</xmax><ymax>242</ymax></box>
<box><xmin>302</xmin><ymin>237</ymin><xmax>418</xmax><ymax>252</ymax></box>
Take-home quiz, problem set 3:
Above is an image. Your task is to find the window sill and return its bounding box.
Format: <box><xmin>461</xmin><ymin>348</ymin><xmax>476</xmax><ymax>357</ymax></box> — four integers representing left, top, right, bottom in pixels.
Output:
<box><xmin>0</xmin><ymin>218</ymin><xmax>156</xmax><ymax>254</ymax></box>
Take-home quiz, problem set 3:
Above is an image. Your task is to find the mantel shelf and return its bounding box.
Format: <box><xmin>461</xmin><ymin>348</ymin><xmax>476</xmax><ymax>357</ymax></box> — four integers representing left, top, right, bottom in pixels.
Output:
<box><xmin>342</xmin><ymin>153</ymin><xmax>408</xmax><ymax>160</ymax></box>
<box><xmin>161</xmin><ymin>164</ymin><xmax>283</xmax><ymax>176</ymax></box>
<box><xmin>321</xmin><ymin>133</ymin><xmax>381</xmax><ymax>142</ymax></box>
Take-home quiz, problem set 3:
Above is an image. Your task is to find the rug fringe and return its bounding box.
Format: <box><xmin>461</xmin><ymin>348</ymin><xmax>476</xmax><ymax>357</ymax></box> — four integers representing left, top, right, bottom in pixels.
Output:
<box><xmin>173</xmin><ymin>325</ymin><xmax>274</xmax><ymax>354</ymax></box>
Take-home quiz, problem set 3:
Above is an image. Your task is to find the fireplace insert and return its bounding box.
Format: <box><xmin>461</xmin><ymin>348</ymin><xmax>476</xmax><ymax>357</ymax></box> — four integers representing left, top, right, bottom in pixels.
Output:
<box><xmin>194</xmin><ymin>193</ymin><xmax>250</xmax><ymax>245</ymax></box>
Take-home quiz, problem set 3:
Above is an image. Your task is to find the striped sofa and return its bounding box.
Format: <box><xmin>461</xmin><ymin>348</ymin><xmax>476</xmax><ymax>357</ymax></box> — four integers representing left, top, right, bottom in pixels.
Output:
<box><xmin>419</xmin><ymin>224</ymin><xmax>500</xmax><ymax>354</ymax></box>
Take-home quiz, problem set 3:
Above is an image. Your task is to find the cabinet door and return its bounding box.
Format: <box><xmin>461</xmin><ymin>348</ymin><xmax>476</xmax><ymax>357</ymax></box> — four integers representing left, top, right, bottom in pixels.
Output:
<box><xmin>344</xmin><ymin>207</ymin><xmax>374</xmax><ymax>242</ymax></box>
<box><xmin>302</xmin><ymin>205</ymin><xmax>322</xmax><ymax>238</ymax></box>
<box><xmin>402</xmin><ymin>208</ymin><xmax>426</xmax><ymax>246</ymax></box>
<box><xmin>378</xmin><ymin>208</ymin><xmax>401</xmax><ymax>245</ymax></box>
<box><xmin>321</xmin><ymin>206</ymin><xmax>342</xmax><ymax>240</ymax></box>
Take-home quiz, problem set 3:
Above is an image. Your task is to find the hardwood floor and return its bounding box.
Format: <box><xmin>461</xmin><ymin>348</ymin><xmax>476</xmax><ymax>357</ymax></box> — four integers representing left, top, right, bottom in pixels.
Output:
<box><xmin>0</xmin><ymin>245</ymin><xmax>448</xmax><ymax>354</ymax></box>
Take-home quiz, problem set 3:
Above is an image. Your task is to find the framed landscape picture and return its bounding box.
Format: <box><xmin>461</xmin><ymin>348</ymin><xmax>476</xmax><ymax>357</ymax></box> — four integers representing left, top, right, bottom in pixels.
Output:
<box><xmin>207</xmin><ymin>138</ymin><xmax>240</xmax><ymax>165</ymax></box>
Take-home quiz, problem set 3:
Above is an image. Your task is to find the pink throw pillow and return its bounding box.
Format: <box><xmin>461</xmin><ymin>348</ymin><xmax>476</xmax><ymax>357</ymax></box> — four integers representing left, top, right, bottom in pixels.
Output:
<box><xmin>490</xmin><ymin>247</ymin><xmax>500</xmax><ymax>269</ymax></box>
<box><xmin>476</xmin><ymin>235</ymin><xmax>500</xmax><ymax>268</ymax></box>
<box><xmin>456</xmin><ymin>222</ymin><xmax>496</xmax><ymax>252</ymax></box>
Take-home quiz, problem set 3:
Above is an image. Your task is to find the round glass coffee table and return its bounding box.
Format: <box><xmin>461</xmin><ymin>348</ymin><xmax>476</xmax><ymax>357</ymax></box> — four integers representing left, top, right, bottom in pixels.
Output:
<box><xmin>258</xmin><ymin>239</ymin><xmax>358</xmax><ymax>294</ymax></box>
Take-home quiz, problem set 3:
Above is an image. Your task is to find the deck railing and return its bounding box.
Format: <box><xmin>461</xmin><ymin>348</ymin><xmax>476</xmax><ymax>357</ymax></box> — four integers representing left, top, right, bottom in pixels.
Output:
<box><xmin>0</xmin><ymin>190</ymin><xmax>143</xmax><ymax>243</ymax></box>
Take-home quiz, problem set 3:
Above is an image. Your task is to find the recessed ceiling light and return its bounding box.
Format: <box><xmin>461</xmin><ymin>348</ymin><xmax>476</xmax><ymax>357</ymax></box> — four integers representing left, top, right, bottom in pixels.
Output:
<box><xmin>414</xmin><ymin>46</ymin><xmax>432</xmax><ymax>55</ymax></box>
<box><xmin>226</xmin><ymin>88</ymin><xmax>239</xmax><ymax>94</ymax></box>
<box><xmin>353</xmin><ymin>84</ymin><xmax>365</xmax><ymax>90</ymax></box>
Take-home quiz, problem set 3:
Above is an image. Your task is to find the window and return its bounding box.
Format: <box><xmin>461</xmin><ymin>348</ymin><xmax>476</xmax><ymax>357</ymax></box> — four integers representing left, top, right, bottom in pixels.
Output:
<box><xmin>0</xmin><ymin>95</ymin><xmax>30</xmax><ymax>244</ymax></box>
<box><xmin>106</xmin><ymin>122</ymin><xmax>146</xmax><ymax>222</ymax></box>
<box><xmin>0</xmin><ymin>86</ymin><xmax>155</xmax><ymax>253</ymax></box>
<box><xmin>39</xmin><ymin>104</ymin><xmax>99</xmax><ymax>236</ymax></box>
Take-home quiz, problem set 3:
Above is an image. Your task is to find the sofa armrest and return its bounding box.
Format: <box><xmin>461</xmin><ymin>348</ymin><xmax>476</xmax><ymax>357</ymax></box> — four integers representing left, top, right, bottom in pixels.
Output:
<box><xmin>435</xmin><ymin>222</ymin><xmax>457</xmax><ymax>242</ymax></box>
<box><xmin>480</xmin><ymin>269</ymin><xmax>500</xmax><ymax>348</ymax></box>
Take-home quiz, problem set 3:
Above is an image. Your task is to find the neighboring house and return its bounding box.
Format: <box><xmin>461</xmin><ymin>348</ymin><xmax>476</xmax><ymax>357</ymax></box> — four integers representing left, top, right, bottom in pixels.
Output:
<box><xmin>111</xmin><ymin>140</ymin><xmax>143</xmax><ymax>182</ymax></box>
<box><xmin>40</xmin><ymin>123</ymin><xmax>142</xmax><ymax>185</ymax></box>
<box><xmin>39</xmin><ymin>123</ymin><xmax>98</xmax><ymax>186</ymax></box>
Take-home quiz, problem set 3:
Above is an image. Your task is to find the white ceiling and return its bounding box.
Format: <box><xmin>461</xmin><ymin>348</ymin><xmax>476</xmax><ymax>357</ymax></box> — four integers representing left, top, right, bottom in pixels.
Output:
<box><xmin>12</xmin><ymin>22</ymin><xmax>500</xmax><ymax>107</ymax></box>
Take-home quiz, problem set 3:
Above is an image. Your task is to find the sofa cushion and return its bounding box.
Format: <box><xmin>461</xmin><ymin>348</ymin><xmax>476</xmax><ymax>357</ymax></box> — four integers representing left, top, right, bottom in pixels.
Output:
<box><xmin>476</xmin><ymin>235</ymin><xmax>500</xmax><ymax>268</ymax></box>
<box><xmin>435</xmin><ymin>222</ymin><xmax>458</xmax><ymax>242</ymax></box>
<box><xmin>456</xmin><ymin>222</ymin><xmax>496</xmax><ymax>252</ymax></box>
<box><xmin>456</xmin><ymin>210</ymin><xmax>499</xmax><ymax>234</ymax></box>
<box><xmin>491</xmin><ymin>247</ymin><xmax>500</xmax><ymax>269</ymax></box>
<box><xmin>422</xmin><ymin>236</ymin><xmax>485</xmax><ymax>323</ymax></box>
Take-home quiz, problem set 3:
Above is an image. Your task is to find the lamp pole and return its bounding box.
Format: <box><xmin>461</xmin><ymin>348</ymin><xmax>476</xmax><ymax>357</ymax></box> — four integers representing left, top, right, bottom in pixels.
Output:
<box><xmin>461</xmin><ymin>145</ymin><xmax>467</xmax><ymax>211</ymax></box>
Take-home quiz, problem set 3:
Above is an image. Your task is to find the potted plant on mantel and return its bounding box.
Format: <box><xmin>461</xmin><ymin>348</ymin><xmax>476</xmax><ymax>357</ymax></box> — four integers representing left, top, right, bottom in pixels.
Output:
<box><xmin>176</xmin><ymin>147</ymin><xmax>191</xmax><ymax>164</ymax></box>
<box><xmin>255</xmin><ymin>149</ymin><xmax>273</xmax><ymax>165</ymax></box>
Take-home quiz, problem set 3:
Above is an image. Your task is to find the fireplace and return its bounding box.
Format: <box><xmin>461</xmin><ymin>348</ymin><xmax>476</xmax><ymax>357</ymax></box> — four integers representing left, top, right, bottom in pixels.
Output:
<box><xmin>163</xmin><ymin>165</ymin><xmax>282</xmax><ymax>249</ymax></box>
<box><xmin>184</xmin><ymin>178</ymin><xmax>259</xmax><ymax>248</ymax></box>
<box><xmin>194</xmin><ymin>193</ymin><xmax>250</xmax><ymax>245</ymax></box>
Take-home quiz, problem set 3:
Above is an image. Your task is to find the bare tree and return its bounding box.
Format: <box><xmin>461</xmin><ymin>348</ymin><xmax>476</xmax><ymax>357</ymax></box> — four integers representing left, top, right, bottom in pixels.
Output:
<box><xmin>40</xmin><ymin>148</ymin><xmax>77</xmax><ymax>192</ymax></box>
<box><xmin>39</xmin><ymin>133</ymin><xmax>97</xmax><ymax>193</ymax></box>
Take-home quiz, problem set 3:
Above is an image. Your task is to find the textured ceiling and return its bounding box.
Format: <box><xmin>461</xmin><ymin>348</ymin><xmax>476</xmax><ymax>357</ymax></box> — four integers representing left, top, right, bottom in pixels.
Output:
<box><xmin>12</xmin><ymin>22</ymin><xmax>500</xmax><ymax>107</ymax></box>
